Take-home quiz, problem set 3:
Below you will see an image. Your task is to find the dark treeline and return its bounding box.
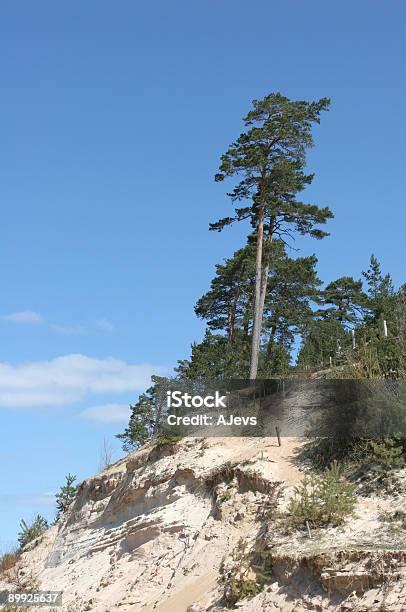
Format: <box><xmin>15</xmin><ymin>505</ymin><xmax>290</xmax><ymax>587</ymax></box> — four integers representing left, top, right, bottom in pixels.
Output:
<box><xmin>178</xmin><ymin>248</ymin><xmax>406</xmax><ymax>380</ymax></box>
<box><xmin>176</xmin><ymin>92</ymin><xmax>406</xmax><ymax>381</ymax></box>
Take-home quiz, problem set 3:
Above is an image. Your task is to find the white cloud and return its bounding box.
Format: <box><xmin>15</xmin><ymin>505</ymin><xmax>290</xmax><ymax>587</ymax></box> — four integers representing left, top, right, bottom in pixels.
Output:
<box><xmin>0</xmin><ymin>493</ymin><xmax>55</xmax><ymax>507</ymax></box>
<box><xmin>0</xmin><ymin>354</ymin><xmax>168</xmax><ymax>409</ymax></box>
<box><xmin>0</xmin><ymin>311</ymin><xmax>44</xmax><ymax>324</ymax></box>
<box><xmin>80</xmin><ymin>403</ymin><xmax>130</xmax><ymax>423</ymax></box>
<box><xmin>50</xmin><ymin>323</ymin><xmax>86</xmax><ymax>335</ymax></box>
<box><xmin>95</xmin><ymin>318</ymin><xmax>115</xmax><ymax>332</ymax></box>
<box><xmin>0</xmin><ymin>313</ymin><xmax>115</xmax><ymax>335</ymax></box>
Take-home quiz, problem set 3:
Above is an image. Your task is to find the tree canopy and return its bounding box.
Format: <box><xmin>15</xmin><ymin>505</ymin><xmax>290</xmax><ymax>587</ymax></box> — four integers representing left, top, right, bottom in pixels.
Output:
<box><xmin>211</xmin><ymin>92</ymin><xmax>333</xmax><ymax>377</ymax></box>
<box><xmin>117</xmin><ymin>93</ymin><xmax>406</xmax><ymax>453</ymax></box>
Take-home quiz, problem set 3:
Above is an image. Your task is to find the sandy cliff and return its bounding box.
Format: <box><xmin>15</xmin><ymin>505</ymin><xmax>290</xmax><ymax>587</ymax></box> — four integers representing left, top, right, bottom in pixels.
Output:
<box><xmin>1</xmin><ymin>436</ymin><xmax>405</xmax><ymax>611</ymax></box>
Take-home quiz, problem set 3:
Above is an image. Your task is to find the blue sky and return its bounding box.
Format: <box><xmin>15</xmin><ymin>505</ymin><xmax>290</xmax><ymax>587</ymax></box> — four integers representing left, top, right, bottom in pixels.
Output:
<box><xmin>1</xmin><ymin>0</ymin><xmax>405</xmax><ymax>545</ymax></box>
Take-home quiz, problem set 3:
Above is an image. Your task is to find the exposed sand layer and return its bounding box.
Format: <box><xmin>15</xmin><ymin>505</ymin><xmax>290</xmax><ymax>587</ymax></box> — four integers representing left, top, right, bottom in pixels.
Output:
<box><xmin>1</xmin><ymin>436</ymin><xmax>405</xmax><ymax>611</ymax></box>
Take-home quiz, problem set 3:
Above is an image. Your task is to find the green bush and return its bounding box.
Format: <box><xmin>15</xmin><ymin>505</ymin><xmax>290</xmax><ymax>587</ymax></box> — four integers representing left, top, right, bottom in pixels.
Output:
<box><xmin>223</xmin><ymin>540</ymin><xmax>262</xmax><ymax>606</ymax></box>
<box><xmin>369</xmin><ymin>438</ymin><xmax>404</xmax><ymax>471</ymax></box>
<box><xmin>302</xmin><ymin>435</ymin><xmax>405</xmax><ymax>473</ymax></box>
<box><xmin>218</xmin><ymin>491</ymin><xmax>232</xmax><ymax>504</ymax></box>
<box><xmin>116</xmin><ymin>375</ymin><xmax>172</xmax><ymax>452</ymax></box>
<box><xmin>288</xmin><ymin>461</ymin><xmax>356</xmax><ymax>528</ymax></box>
<box><xmin>222</xmin><ymin>539</ymin><xmax>273</xmax><ymax>606</ymax></box>
<box><xmin>55</xmin><ymin>473</ymin><xmax>78</xmax><ymax>518</ymax></box>
<box><xmin>155</xmin><ymin>433</ymin><xmax>184</xmax><ymax>447</ymax></box>
<box><xmin>301</xmin><ymin>437</ymin><xmax>358</xmax><ymax>469</ymax></box>
<box><xmin>18</xmin><ymin>515</ymin><xmax>48</xmax><ymax>549</ymax></box>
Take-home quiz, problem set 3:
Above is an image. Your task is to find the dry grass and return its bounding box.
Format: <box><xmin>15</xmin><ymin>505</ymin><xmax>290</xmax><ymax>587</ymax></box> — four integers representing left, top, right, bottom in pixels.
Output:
<box><xmin>0</xmin><ymin>549</ymin><xmax>20</xmax><ymax>574</ymax></box>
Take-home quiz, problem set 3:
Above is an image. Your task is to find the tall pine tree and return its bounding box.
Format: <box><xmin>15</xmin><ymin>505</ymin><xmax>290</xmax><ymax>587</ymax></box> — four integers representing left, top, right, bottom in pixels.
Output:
<box><xmin>211</xmin><ymin>93</ymin><xmax>333</xmax><ymax>377</ymax></box>
<box><xmin>362</xmin><ymin>255</ymin><xmax>397</xmax><ymax>325</ymax></box>
<box><xmin>317</xmin><ymin>276</ymin><xmax>367</xmax><ymax>326</ymax></box>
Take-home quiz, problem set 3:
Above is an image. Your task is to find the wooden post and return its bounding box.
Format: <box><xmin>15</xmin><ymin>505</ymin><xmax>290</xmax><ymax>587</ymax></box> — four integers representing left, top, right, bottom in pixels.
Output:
<box><xmin>383</xmin><ymin>320</ymin><xmax>388</xmax><ymax>338</ymax></box>
<box><xmin>275</xmin><ymin>426</ymin><xmax>281</xmax><ymax>447</ymax></box>
<box><xmin>351</xmin><ymin>329</ymin><xmax>356</xmax><ymax>350</ymax></box>
<box><xmin>306</xmin><ymin>520</ymin><xmax>312</xmax><ymax>539</ymax></box>
<box><xmin>329</xmin><ymin>356</ymin><xmax>332</xmax><ymax>368</ymax></box>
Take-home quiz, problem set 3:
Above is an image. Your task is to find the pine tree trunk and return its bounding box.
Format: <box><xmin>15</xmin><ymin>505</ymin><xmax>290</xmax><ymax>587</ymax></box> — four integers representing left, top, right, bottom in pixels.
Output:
<box><xmin>250</xmin><ymin>210</ymin><xmax>274</xmax><ymax>379</ymax></box>
<box><xmin>243</xmin><ymin>301</ymin><xmax>251</xmax><ymax>338</ymax></box>
<box><xmin>257</xmin><ymin>223</ymin><xmax>274</xmax><ymax>339</ymax></box>
<box><xmin>227</xmin><ymin>306</ymin><xmax>235</xmax><ymax>343</ymax></box>
<box><xmin>263</xmin><ymin>325</ymin><xmax>277</xmax><ymax>371</ymax></box>
<box><xmin>227</xmin><ymin>287</ymin><xmax>241</xmax><ymax>343</ymax></box>
<box><xmin>258</xmin><ymin>255</ymin><xmax>270</xmax><ymax>325</ymax></box>
<box><xmin>249</xmin><ymin>203</ymin><xmax>265</xmax><ymax>379</ymax></box>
